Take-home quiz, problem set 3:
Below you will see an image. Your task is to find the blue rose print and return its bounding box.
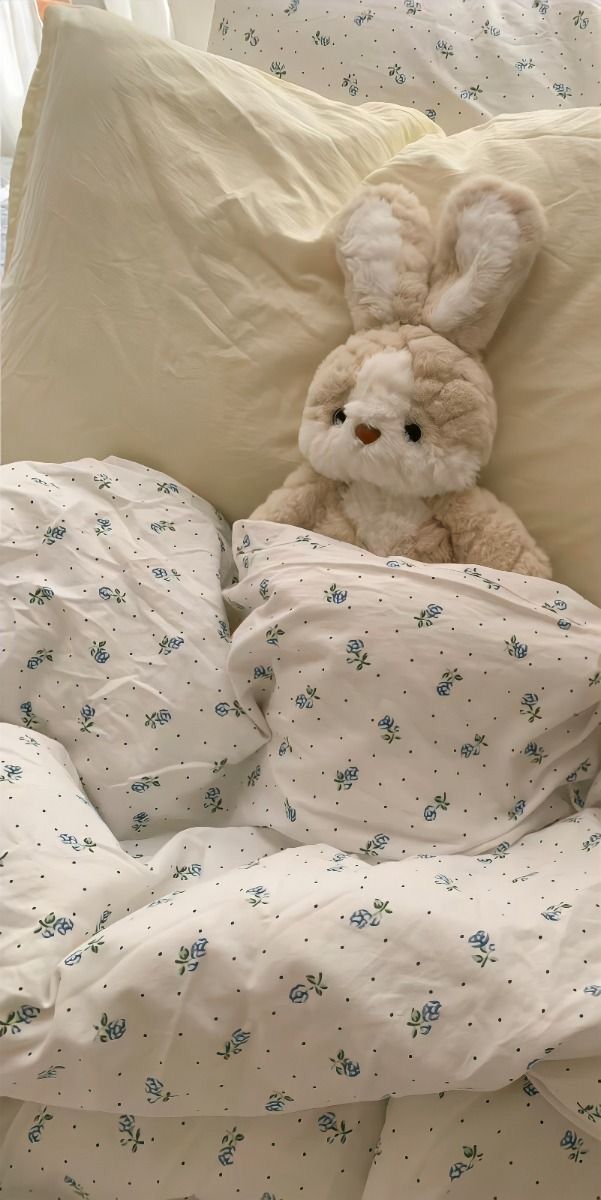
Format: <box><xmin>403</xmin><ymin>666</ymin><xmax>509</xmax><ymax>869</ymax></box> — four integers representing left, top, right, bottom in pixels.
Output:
<box><xmin>145</xmin><ymin>1076</ymin><xmax>176</xmax><ymax>1104</ymax></box>
<box><xmin>523</xmin><ymin>741</ymin><xmax>548</xmax><ymax>765</ymax></box>
<box><xmin>289</xmin><ymin>973</ymin><xmax>327</xmax><ymax>1002</ymax></box>
<box><xmin>204</xmin><ymin>786</ymin><xmax>223</xmax><ymax>814</ymax></box>
<box><xmin>436</xmin><ymin>668</ymin><xmax>462</xmax><ymax>696</ymax></box>
<box><xmin>265</xmin><ymin>1091</ymin><xmax>294</xmax><ymax>1112</ymax></box>
<box><xmin>94</xmin><ymin>1013</ymin><xmax>126</xmax><ymax>1042</ymax></box>
<box><xmin>284</xmin><ymin>799</ymin><xmax>297</xmax><ymax>822</ymax></box>
<box><xmin>78</xmin><ymin>705</ymin><xmax>95</xmax><ymax>734</ymax></box>
<box><xmin>93</xmin><ymin>473</ymin><xmax>112</xmax><ymax>489</ymax></box>
<box><xmin>214</xmin><ymin>700</ymin><xmax>245</xmax><ymax>718</ymax></box>
<box><xmin>435</xmin><ymin>874</ymin><xmax>459</xmax><ymax>891</ymax></box>
<box><xmin>508</xmin><ymin>799</ymin><xmax>526</xmax><ymax>821</ymax></box>
<box><xmin>90</xmin><ymin>639</ymin><xmax>110</xmax><ymax>664</ymax></box>
<box><xmin>378</xmin><ymin>715</ymin><xmax>400</xmax><ymax>743</ymax></box>
<box><xmin>118</xmin><ymin>1113</ymin><xmax>144</xmax><ymax>1152</ymax></box>
<box><xmin>217</xmin><ymin>1127</ymin><xmax>244</xmax><ymax>1166</ymax></box>
<box><xmin>64</xmin><ymin>1177</ymin><xmax>90</xmax><ymax>1199</ymax></box>
<box><xmin>520</xmin><ymin>692</ymin><xmax>542</xmax><ymax>722</ymax></box>
<box><xmin>144</xmin><ymin>709</ymin><xmax>171</xmax><ymax>728</ymax></box>
<box><xmin>20</xmin><ymin>701</ymin><xmax>39</xmax><ymax>729</ymax></box>
<box><xmin>584</xmin><ymin>984</ymin><xmax>601</xmax><ymax>996</ymax></box>
<box><xmin>245</xmin><ymin>885</ymin><xmax>270</xmax><ymax>906</ymax></box>
<box><xmin>330</xmin><ymin>1048</ymin><xmax>361</xmax><ymax>1077</ymax></box>
<box><xmin>359</xmin><ymin>833</ymin><xmax>390</xmax><ymax>856</ymax></box>
<box><xmin>172</xmin><ymin>863</ymin><xmax>202</xmax><ymax>880</ymax></box>
<box><xmin>278</xmin><ymin>737</ymin><xmax>291</xmax><ymax>756</ymax></box>
<box><xmin>266</xmin><ymin>625</ymin><xmax>285</xmax><ymax>646</ymax></box>
<box><xmin>577</xmin><ymin>1101</ymin><xmax>601</xmax><ymax>1123</ymax></box>
<box><xmin>33</xmin><ymin>912</ymin><xmax>74</xmax><ymax>938</ymax></box>
<box><xmin>150</xmin><ymin>520</ymin><xmax>175</xmax><ymax>534</ymax></box>
<box><xmin>26</xmin><ymin>648</ymin><xmax>53</xmax><ymax>670</ymax></box>
<box><xmin>334</xmin><ymin>766</ymin><xmax>359</xmax><ymax>791</ymax></box>
<box><xmin>0</xmin><ymin>762</ymin><xmax>22</xmax><ymax>783</ymax></box>
<box><xmin>131</xmin><ymin>775</ymin><xmax>160</xmax><ymax>794</ymax></box>
<box><xmin>505</xmin><ymin>634</ymin><xmax>528</xmax><ymax>658</ymax></box>
<box><xmin>132</xmin><ymin>812</ymin><xmax>149</xmax><ymax>833</ymax></box>
<box><xmin>217</xmin><ymin>1028</ymin><xmax>251</xmax><ymax>1060</ymax></box>
<box><xmin>247</xmin><ymin>765</ymin><xmax>261</xmax><ymax>787</ymax></box>
<box><xmin>58</xmin><ymin>833</ymin><xmax>96</xmax><ymax>853</ymax></box>
<box><xmin>346</xmin><ymin>639</ymin><xmax>371</xmax><ymax>669</ymax></box>
<box><xmin>156</xmin><ymin>480</ymin><xmax>179</xmax><ymax>493</ymax></box>
<box><xmin>29</xmin><ymin>586</ymin><xmax>54</xmax><ymax>605</ymax></box>
<box><xmin>254</xmin><ymin>665</ymin><xmax>274</xmax><ymax>680</ymax></box>
<box><xmin>43</xmin><ymin>524</ymin><xmax>66</xmax><ymax>545</ymax></box>
<box><xmin>0</xmin><ymin>1004</ymin><xmax>41</xmax><ymax>1037</ymax></box>
<box><xmin>460</xmin><ymin>733</ymin><xmax>488</xmax><ymax>758</ymax></box>
<box><xmin>295</xmin><ymin>685</ymin><xmax>320</xmax><ymax>709</ymax></box>
<box><xmin>560</xmin><ymin>1129</ymin><xmax>587</xmax><ymax>1162</ymax></box>
<box><xmin>27</xmin><ymin>1106</ymin><xmax>53</xmax><ymax>1144</ymax></box>
<box><xmin>449</xmin><ymin>1144</ymin><xmax>483</xmax><ymax>1180</ymax></box>
<box><xmin>37</xmin><ymin>1065</ymin><xmax>65</xmax><ymax>1080</ymax></box>
<box><xmin>98</xmin><ymin>585</ymin><xmax>126</xmax><ymax>604</ymax></box>
<box><xmin>324</xmin><ymin>583</ymin><xmax>348</xmax><ymax>604</ymax></box>
<box><xmin>423</xmin><ymin>792</ymin><xmax>449</xmax><ymax>821</ymax></box>
<box><xmin>349</xmin><ymin>898</ymin><xmax>392</xmax><ymax>928</ymax></box>
<box><xmin>158</xmin><ymin>635</ymin><xmax>184</xmax><ymax>655</ymax></box>
<box><xmin>407</xmin><ymin>1000</ymin><xmax>442</xmax><ymax>1037</ymax></box>
<box><xmin>414</xmin><ymin>603</ymin><xmax>443</xmax><ymax>628</ymax></box>
<box><xmin>259</xmin><ymin>578</ymin><xmax>270</xmax><ymax>599</ymax></box>
<box><xmin>468</xmin><ymin>930</ymin><xmax>497</xmax><ymax>966</ymax></box>
<box><xmin>317</xmin><ymin>1112</ymin><xmax>353</xmax><ymax>1143</ymax></box>
<box><xmin>95</xmin><ymin>517</ymin><xmax>111</xmax><ymax>537</ymax></box>
<box><xmin>541</xmin><ymin>901</ymin><xmax>572</xmax><ymax>921</ymax></box>
<box><xmin>175</xmin><ymin>936</ymin><xmax>208</xmax><ymax>974</ymax></box>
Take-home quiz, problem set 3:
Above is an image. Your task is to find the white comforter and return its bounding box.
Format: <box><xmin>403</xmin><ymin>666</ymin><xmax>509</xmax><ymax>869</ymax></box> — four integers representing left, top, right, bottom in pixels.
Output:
<box><xmin>1</xmin><ymin>458</ymin><xmax>600</xmax><ymax>1200</ymax></box>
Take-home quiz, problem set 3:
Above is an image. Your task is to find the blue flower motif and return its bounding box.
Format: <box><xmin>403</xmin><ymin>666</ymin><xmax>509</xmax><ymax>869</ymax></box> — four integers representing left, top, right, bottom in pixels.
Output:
<box><xmin>215</xmin><ymin>702</ymin><xmax>229</xmax><ymax>717</ymax></box>
<box><xmin>424</xmin><ymin>806</ymin><xmax>437</xmax><ymax>821</ymax></box>
<box><xmin>64</xmin><ymin>951</ymin><xmax>82</xmax><ymax>967</ymax></box>
<box><xmin>346</xmin><ymin>639</ymin><xmax>364</xmax><ymax>654</ymax></box>
<box><xmin>81</xmin><ymin>704</ymin><xmax>95</xmax><ymax>720</ymax></box>
<box><xmin>318</xmin><ymin>1112</ymin><xmax>337</xmax><ymax>1132</ymax></box>
<box><xmin>422</xmin><ymin>1000</ymin><xmax>442</xmax><ymax>1023</ymax></box>
<box><xmin>289</xmin><ymin>984</ymin><xmax>309</xmax><ymax>1003</ymax></box>
<box><xmin>560</xmin><ymin>1130</ymin><xmax>577</xmax><ymax>1149</ymax></box>
<box><xmin>584</xmin><ymin>984</ymin><xmax>601</xmax><ymax>997</ymax></box>
<box><xmin>349</xmin><ymin>909</ymin><xmax>371</xmax><ymax>929</ymax></box>
<box><xmin>191</xmin><ymin>938</ymin><xmax>208</xmax><ymax>960</ymax></box>
<box><xmin>468</xmin><ymin>930</ymin><xmax>489</xmax><ymax>948</ymax></box>
<box><xmin>218</xmin><ymin>1146</ymin><xmax>234</xmax><ymax>1166</ymax></box>
<box><xmin>94</xmin><ymin>1013</ymin><xmax>126</xmax><ymax>1041</ymax></box>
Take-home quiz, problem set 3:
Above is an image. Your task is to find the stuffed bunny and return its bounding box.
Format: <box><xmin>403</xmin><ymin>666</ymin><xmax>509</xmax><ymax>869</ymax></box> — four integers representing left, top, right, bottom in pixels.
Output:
<box><xmin>252</xmin><ymin>176</ymin><xmax>551</xmax><ymax>577</ymax></box>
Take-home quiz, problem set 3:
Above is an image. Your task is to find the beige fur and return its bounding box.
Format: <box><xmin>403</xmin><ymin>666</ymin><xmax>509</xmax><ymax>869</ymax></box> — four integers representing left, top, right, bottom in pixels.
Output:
<box><xmin>252</xmin><ymin>176</ymin><xmax>551</xmax><ymax>578</ymax></box>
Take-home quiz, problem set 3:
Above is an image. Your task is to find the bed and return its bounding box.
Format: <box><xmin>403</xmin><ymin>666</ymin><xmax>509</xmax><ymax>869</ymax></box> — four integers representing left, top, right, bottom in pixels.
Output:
<box><xmin>1</xmin><ymin>6</ymin><xmax>600</xmax><ymax>1199</ymax></box>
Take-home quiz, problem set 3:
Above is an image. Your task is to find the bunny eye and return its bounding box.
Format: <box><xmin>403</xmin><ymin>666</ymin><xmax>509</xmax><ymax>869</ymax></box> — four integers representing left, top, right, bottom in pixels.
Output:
<box><xmin>404</xmin><ymin>423</ymin><xmax>422</xmax><ymax>443</ymax></box>
<box><xmin>332</xmin><ymin>409</ymin><xmax>347</xmax><ymax>426</ymax></box>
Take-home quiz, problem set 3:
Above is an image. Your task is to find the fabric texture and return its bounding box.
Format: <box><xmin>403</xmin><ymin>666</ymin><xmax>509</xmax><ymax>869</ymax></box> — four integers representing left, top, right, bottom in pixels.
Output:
<box><xmin>0</xmin><ymin>463</ymin><xmax>600</xmax><ymax>1199</ymax></box>
<box><xmin>0</xmin><ymin>458</ymin><xmax>264</xmax><ymax>838</ymax></box>
<box><xmin>2</xmin><ymin>7</ymin><xmax>600</xmax><ymax>604</ymax></box>
<box><xmin>209</xmin><ymin>0</ymin><xmax>601</xmax><ymax>134</ymax></box>
<box><xmin>225</xmin><ymin>519</ymin><xmax>600</xmax><ymax>856</ymax></box>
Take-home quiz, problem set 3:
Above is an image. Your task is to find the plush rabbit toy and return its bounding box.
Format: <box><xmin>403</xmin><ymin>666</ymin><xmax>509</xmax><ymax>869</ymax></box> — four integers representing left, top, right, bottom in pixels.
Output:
<box><xmin>252</xmin><ymin>176</ymin><xmax>551</xmax><ymax>576</ymax></box>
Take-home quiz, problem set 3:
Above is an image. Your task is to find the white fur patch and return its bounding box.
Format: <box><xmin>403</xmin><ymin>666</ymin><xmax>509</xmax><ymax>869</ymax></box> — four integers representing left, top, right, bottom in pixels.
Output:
<box><xmin>338</xmin><ymin>196</ymin><xmax>404</xmax><ymax>326</ymax></box>
<box><xmin>428</xmin><ymin>193</ymin><xmax>520</xmax><ymax>335</ymax></box>
<box><xmin>342</xmin><ymin>481</ymin><xmax>429</xmax><ymax>556</ymax></box>
<box><xmin>299</xmin><ymin>346</ymin><xmax>481</xmax><ymax>498</ymax></box>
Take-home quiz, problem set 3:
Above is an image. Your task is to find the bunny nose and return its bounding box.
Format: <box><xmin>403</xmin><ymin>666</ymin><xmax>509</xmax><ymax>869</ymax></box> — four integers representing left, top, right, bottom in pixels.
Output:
<box><xmin>355</xmin><ymin>423</ymin><xmax>381</xmax><ymax>445</ymax></box>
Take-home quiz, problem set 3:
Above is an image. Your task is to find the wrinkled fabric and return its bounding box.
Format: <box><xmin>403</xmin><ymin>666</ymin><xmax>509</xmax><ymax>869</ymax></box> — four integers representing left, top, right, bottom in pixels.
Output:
<box><xmin>1</xmin><ymin>463</ymin><xmax>600</xmax><ymax>1198</ymax></box>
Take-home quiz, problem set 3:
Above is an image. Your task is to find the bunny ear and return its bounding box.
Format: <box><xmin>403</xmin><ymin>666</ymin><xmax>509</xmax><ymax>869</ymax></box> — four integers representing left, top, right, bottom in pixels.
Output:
<box><xmin>423</xmin><ymin>176</ymin><xmax>546</xmax><ymax>354</ymax></box>
<box><xmin>335</xmin><ymin>183</ymin><xmax>434</xmax><ymax>331</ymax></box>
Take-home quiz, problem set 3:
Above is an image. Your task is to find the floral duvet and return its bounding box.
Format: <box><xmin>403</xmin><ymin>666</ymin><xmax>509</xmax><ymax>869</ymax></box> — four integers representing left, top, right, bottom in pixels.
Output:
<box><xmin>0</xmin><ymin>458</ymin><xmax>600</xmax><ymax>1200</ymax></box>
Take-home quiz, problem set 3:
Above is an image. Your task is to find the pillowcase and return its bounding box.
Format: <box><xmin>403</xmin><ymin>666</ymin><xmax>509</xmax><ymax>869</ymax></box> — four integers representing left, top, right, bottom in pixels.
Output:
<box><xmin>209</xmin><ymin>0</ymin><xmax>601</xmax><ymax>135</ymax></box>
<box><xmin>2</xmin><ymin>3</ymin><xmax>437</xmax><ymax>514</ymax></box>
<box><xmin>0</xmin><ymin>458</ymin><xmax>264</xmax><ymax>838</ymax></box>
<box><xmin>223</xmin><ymin>521</ymin><xmax>601</xmax><ymax>858</ymax></box>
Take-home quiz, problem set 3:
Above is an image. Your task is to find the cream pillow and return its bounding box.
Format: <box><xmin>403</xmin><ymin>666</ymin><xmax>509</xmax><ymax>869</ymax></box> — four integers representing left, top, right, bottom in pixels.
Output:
<box><xmin>2</xmin><ymin>5</ymin><xmax>437</xmax><ymax>510</ymax></box>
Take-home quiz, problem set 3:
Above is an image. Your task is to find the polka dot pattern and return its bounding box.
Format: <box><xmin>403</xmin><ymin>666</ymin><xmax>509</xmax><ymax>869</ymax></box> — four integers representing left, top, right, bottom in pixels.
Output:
<box><xmin>208</xmin><ymin>0</ymin><xmax>601</xmax><ymax>135</ymax></box>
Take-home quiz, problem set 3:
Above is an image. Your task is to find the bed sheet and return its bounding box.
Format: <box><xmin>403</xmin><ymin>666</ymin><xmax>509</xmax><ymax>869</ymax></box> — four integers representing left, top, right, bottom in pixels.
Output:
<box><xmin>208</xmin><ymin>0</ymin><xmax>601</xmax><ymax>134</ymax></box>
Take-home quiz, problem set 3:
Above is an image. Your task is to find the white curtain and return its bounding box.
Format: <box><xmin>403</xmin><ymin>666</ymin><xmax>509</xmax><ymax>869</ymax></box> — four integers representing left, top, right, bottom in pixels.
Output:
<box><xmin>0</xmin><ymin>0</ymin><xmax>216</xmax><ymax>159</ymax></box>
<box><xmin>0</xmin><ymin>0</ymin><xmax>42</xmax><ymax>159</ymax></box>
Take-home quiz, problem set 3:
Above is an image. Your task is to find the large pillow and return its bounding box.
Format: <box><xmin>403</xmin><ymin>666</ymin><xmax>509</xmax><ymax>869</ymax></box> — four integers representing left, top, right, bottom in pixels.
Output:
<box><xmin>2</xmin><ymin>4</ymin><xmax>437</xmax><ymax>512</ymax></box>
<box><xmin>0</xmin><ymin>457</ymin><xmax>264</xmax><ymax>838</ymax></box>
<box><xmin>223</xmin><ymin>520</ymin><xmax>601</xmax><ymax>857</ymax></box>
